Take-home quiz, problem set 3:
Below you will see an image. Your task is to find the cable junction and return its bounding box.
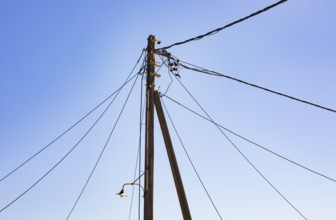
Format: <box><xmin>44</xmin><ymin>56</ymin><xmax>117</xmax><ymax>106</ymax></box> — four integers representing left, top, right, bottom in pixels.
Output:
<box><xmin>158</xmin><ymin>52</ymin><xmax>336</xmax><ymax>114</ymax></box>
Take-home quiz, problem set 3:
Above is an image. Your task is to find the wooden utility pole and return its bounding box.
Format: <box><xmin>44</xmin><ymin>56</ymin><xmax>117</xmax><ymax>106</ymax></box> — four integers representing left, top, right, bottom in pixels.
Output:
<box><xmin>154</xmin><ymin>91</ymin><xmax>192</xmax><ymax>220</ymax></box>
<box><xmin>144</xmin><ymin>35</ymin><xmax>156</xmax><ymax>220</ymax></box>
<box><xmin>143</xmin><ymin>35</ymin><xmax>191</xmax><ymax>220</ymax></box>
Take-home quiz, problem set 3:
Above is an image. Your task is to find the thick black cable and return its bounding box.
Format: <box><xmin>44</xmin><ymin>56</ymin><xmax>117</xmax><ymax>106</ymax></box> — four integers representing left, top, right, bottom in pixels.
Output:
<box><xmin>0</xmin><ymin>74</ymin><xmax>138</xmax><ymax>213</ymax></box>
<box><xmin>180</xmin><ymin>62</ymin><xmax>336</xmax><ymax>114</ymax></box>
<box><xmin>66</xmin><ymin>74</ymin><xmax>140</xmax><ymax>220</ymax></box>
<box><xmin>162</xmin><ymin>94</ymin><xmax>336</xmax><ymax>184</ymax></box>
<box><xmin>175</xmin><ymin>77</ymin><xmax>308</xmax><ymax>220</ymax></box>
<box><xmin>161</xmin><ymin>97</ymin><xmax>223</xmax><ymax>220</ymax></box>
<box><xmin>0</xmin><ymin>50</ymin><xmax>145</xmax><ymax>184</ymax></box>
<box><xmin>160</xmin><ymin>0</ymin><xmax>288</xmax><ymax>50</ymax></box>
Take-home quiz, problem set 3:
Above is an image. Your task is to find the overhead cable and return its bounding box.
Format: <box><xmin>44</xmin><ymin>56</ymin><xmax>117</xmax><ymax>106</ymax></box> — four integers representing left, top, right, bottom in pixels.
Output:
<box><xmin>66</xmin><ymin>74</ymin><xmax>140</xmax><ymax>220</ymax></box>
<box><xmin>162</xmin><ymin>94</ymin><xmax>336</xmax><ymax>184</ymax></box>
<box><xmin>0</xmin><ymin>77</ymin><xmax>132</xmax><ymax>213</ymax></box>
<box><xmin>157</xmin><ymin>55</ymin><xmax>174</xmax><ymax>96</ymax></box>
<box><xmin>160</xmin><ymin>0</ymin><xmax>288</xmax><ymax>50</ymax></box>
<box><xmin>127</xmin><ymin>74</ymin><xmax>146</xmax><ymax>220</ymax></box>
<box><xmin>0</xmin><ymin>53</ymin><xmax>145</xmax><ymax>213</ymax></box>
<box><xmin>174</xmin><ymin>77</ymin><xmax>308</xmax><ymax>220</ymax></box>
<box><xmin>128</xmin><ymin>141</ymin><xmax>140</xmax><ymax>220</ymax></box>
<box><xmin>0</xmin><ymin>50</ymin><xmax>146</xmax><ymax>184</ymax></box>
<box><xmin>161</xmin><ymin>97</ymin><xmax>223</xmax><ymax>220</ymax></box>
<box><xmin>138</xmin><ymin>75</ymin><xmax>146</xmax><ymax>220</ymax></box>
<box><xmin>179</xmin><ymin>61</ymin><xmax>336</xmax><ymax>114</ymax></box>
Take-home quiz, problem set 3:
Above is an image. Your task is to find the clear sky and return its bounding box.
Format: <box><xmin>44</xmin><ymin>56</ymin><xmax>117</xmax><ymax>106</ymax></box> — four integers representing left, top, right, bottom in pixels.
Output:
<box><xmin>1</xmin><ymin>0</ymin><xmax>336</xmax><ymax>220</ymax></box>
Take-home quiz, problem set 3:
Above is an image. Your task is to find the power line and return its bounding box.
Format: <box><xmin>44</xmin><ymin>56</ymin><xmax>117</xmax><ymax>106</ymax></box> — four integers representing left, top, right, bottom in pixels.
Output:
<box><xmin>161</xmin><ymin>97</ymin><xmax>223</xmax><ymax>220</ymax></box>
<box><xmin>128</xmin><ymin>141</ymin><xmax>140</xmax><ymax>220</ymax></box>
<box><xmin>138</xmin><ymin>74</ymin><xmax>146</xmax><ymax>220</ymax></box>
<box><xmin>0</xmin><ymin>50</ymin><xmax>146</xmax><ymax>184</ymax></box>
<box><xmin>128</xmin><ymin>160</ymin><xmax>139</xmax><ymax>220</ymax></box>
<box><xmin>0</xmin><ymin>77</ymin><xmax>135</xmax><ymax>183</ymax></box>
<box><xmin>0</xmin><ymin>75</ymin><xmax>136</xmax><ymax>183</ymax></box>
<box><xmin>162</xmin><ymin>94</ymin><xmax>336</xmax><ymax>184</ymax></box>
<box><xmin>160</xmin><ymin>0</ymin><xmax>288</xmax><ymax>50</ymax></box>
<box><xmin>66</xmin><ymin>74</ymin><xmax>140</xmax><ymax>220</ymax></box>
<box><xmin>0</xmin><ymin>69</ymin><xmax>141</xmax><ymax>213</ymax></box>
<box><xmin>128</xmin><ymin>74</ymin><xmax>146</xmax><ymax>220</ymax></box>
<box><xmin>174</xmin><ymin>77</ymin><xmax>309</xmax><ymax>220</ymax></box>
<box><xmin>157</xmin><ymin>55</ymin><xmax>174</xmax><ymax>96</ymax></box>
<box><xmin>178</xmin><ymin>60</ymin><xmax>336</xmax><ymax>114</ymax></box>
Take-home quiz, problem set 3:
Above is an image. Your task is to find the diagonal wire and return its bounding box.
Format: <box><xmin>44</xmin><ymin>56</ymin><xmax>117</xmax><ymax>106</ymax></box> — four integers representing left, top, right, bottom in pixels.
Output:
<box><xmin>161</xmin><ymin>97</ymin><xmax>223</xmax><ymax>220</ymax></box>
<box><xmin>128</xmin><ymin>74</ymin><xmax>146</xmax><ymax>220</ymax></box>
<box><xmin>174</xmin><ymin>77</ymin><xmax>309</xmax><ymax>220</ymax></box>
<box><xmin>0</xmin><ymin>50</ymin><xmax>145</xmax><ymax>183</ymax></box>
<box><xmin>0</xmin><ymin>51</ymin><xmax>145</xmax><ymax>212</ymax></box>
<box><xmin>0</xmin><ymin>76</ymin><xmax>134</xmax><ymax>183</ymax></box>
<box><xmin>0</xmin><ymin>74</ymin><xmax>138</xmax><ymax>213</ymax></box>
<box><xmin>128</xmin><ymin>146</ymin><xmax>140</xmax><ymax>220</ymax></box>
<box><xmin>160</xmin><ymin>0</ymin><xmax>288</xmax><ymax>50</ymax></box>
<box><xmin>179</xmin><ymin>61</ymin><xmax>336</xmax><ymax>114</ymax></box>
<box><xmin>138</xmin><ymin>74</ymin><xmax>146</xmax><ymax>220</ymax></box>
<box><xmin>157</xmin><ymin>55</ymin><xmax>174</xmax><ymax>96</ymax></box>
<box><xmin>66</xmin><ymin>74</ymin><xmax>140</xmax><ymax>220</ymax></box>
<box><xmin>162</xmin><ymin>94</ymin><xmax>336</xmax><ymax>184</ymax></box>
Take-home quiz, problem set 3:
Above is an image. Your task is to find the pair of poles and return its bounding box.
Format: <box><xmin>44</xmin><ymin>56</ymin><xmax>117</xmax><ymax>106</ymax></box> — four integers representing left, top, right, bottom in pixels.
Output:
<box><xmin>118</xmin><ymin>35</ymin><xmax>192</xmax><ymax>220</ymax></box>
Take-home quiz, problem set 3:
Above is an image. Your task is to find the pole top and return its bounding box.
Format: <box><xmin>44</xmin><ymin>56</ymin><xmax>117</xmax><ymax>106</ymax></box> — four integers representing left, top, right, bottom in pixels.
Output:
<box><xmin>148</xmin><ymin>35</ymin><xmax>161</xmax><ymax>44</ymax></box>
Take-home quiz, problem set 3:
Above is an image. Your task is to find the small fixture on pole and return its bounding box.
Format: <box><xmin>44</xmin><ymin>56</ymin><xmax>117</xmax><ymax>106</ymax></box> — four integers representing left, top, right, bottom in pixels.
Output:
<box><xmin>116</xmin><ymin>182</ymin><xmax>145</xmax><ymax>198</ymax></box>
<box><xmin>116</xmin><ymin>172</ymin><xmax>145</xmax><ymax>198</ymax></box>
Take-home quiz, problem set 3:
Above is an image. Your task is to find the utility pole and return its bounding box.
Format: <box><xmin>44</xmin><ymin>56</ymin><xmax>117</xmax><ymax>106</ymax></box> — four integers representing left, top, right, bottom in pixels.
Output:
<box><xmin>143</xmin><ymin>35</ymin><xmax>191</xmax><ymax>220</ymax></box>
<box><xmin>144</xmin><ymin>35</ymin><xmax>156</xmax><ymax>220</ymax></box>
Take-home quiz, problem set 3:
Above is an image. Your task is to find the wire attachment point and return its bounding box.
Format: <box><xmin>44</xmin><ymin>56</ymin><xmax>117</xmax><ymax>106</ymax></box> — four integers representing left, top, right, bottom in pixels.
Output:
<box><xmin>150</xmin><ymin>72</ymin><xmax>161</xmax><ymax>78</ymax></box>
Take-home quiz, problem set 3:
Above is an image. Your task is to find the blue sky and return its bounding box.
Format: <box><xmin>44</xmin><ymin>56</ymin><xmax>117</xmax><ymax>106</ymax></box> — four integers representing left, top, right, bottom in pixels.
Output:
<box><xmin>1</xmin><ymin>1</ymin><xmax>336</xmax><ymax>219</ymax></box>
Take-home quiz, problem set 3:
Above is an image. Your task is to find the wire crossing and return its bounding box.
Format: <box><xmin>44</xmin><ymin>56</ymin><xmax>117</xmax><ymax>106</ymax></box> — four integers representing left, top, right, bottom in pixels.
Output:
<box><xmin>161</xmin><ymin>97</ymin><xmax>223</xmax><ymax>220</ymax></box>
<box><xmin>162</xmin><ymin>94</ymin><xmax>336</xmax><ymax>184</ymax></box>
<box><xmin>173</xmin><ymin>77</ymin><xmax>309</xmax><ymax>220</ymax></box>
<box><xmin>66</xmin><ymin>74</ymin><xmax>141</xmax><ymax>220</ymax></box>
<box><xmin>2</xmin><ymin>7</ymin><xmax>334</xmax><ymax>218</ymax></box>
<box><xmin>160</xmin><ymin>0</ymin><xmax>288</xmax><ymax>50</ymax></box>
<box><xmin>0</xmin><ymin>76</ymin><xmax>136</xmax><ymax>184</ymax></box>
<box><xmin>0</xmin><ymin>50</ymin><xmax>145</xmax><ymax>184</ymax></box>
<box><xmin>0</xmin><ymin>51</ymin><xmax>145</xmax><ymax>213</ymax></box>
<box><xmin>0</xmin><ymin>81</ymin><xmax>122</xmax><ymax>213</ymax></box>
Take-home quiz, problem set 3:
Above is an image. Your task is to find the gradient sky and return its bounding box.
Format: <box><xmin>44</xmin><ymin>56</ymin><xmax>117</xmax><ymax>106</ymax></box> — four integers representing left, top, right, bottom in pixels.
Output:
<box><xmin>1</xmin><ymin>1</ymin><xmax>336</xmax><ymax>220</ymax></box>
